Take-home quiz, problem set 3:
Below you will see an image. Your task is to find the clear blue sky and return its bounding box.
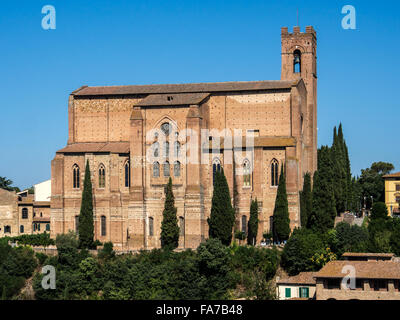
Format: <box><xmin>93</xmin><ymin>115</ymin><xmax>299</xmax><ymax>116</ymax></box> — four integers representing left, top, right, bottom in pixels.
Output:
<box><xmin>1</xmin><ymin>0</ymin><xmax>399</xmax><ymax>190</ymax></box>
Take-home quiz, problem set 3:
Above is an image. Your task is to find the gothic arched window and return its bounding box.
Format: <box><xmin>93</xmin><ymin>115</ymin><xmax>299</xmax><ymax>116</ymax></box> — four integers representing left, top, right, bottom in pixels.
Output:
<box><xmin>153</xmin><ymin>162</ymin><xmax>160</xmax><ymax>177</ymax></box>
<box><xmin>271</xmin><ymin>159</ymin><xmax>279</xmax><ymax>187</ymax></box>
<box><xmin>20</xmin><ymin>225</ymin><xmax>24</xmax><ymax>233</ymax></box>
<box><xmin>243</xmin><ymin>159</ymin><xmax>251</xmax><ymax>187</ymax></box>
<box><xmin>179</xmin><ymin>217</ymin><xmax>185</xmax><ymax>236</ymax></box>
<box><xmin>174</xmin><ymin>141</ymin><xmax>181</xmax><ymax>157</ymax></box>
<box><xmin>73</xmin><ymin>164</ymin><xmax>80</xmax><ymax>189</ymax></box>
<box><xmin>241</xmin><ymin>215</ymin><xmax>247</xmax><ymax>233</ymax></box>
<box><xmin>4</xmin><ymin>226</ymin><xmax>11</xmax><ymax>233</ymax></box>
<box><xmin>153</xmin><ymin>142</ymin><xmax>159</xmax><ymax>158</ymax></box>
<box><xmin>164</xmin><ymin>141</ymin><xmax>170</xmax><ymax>158</ymax></box>
<box><xmin>212</xmin><ymin>158</ymin><xmax>222</xmax><ymax>184</ymax></box>
<box><xmin>101</xmin><ymin>216</ymin><xmax>106</xmax><ymax>236</ymax></box>
<box><xmin>294</xmin><ymin>50</ymin><xmax>301</xmax><ymax>73</ymax></box>
<box><xmin>149</xmin><ymin>217</ymin><xmax>154</xmax><ymax>236</ymax></box>
<box><xmin>163</xmin><ymin>161</ymin><xmax>170</xmax><ymax>177</ymax></box>
<box><xmin>124</xmin><ymin>160</ymin><xmax>131</xmax><ymax>187</ymax></box>
<box><xmin>98</xmin><ymin>164</ymin><xmax>106</xmax><ymax>188</ymax></box>
<box><xmin>75</xmin><ymin>216</ymin><xmax>79</xmax><ymax>234</ymax></box>
<box><xmin>174</xmin><ymin>161</ymin><xmax>181</xmax><ymax>177</ymax></box>
<box><xmin>22</xmin><ymin>208</ymin><xmax>28</xmax><ymax>219</ymax></box>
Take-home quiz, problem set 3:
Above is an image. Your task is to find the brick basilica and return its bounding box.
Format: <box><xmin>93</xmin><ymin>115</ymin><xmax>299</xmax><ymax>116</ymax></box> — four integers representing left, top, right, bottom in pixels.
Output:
<box><xmin>50</xmin><ymin>26</ymin><xmax>318</xmax><ymax>249</ymax></box>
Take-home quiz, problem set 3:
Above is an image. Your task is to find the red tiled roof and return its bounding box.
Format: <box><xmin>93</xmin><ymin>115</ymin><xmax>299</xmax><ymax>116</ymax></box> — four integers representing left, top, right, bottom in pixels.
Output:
<box><xmin>383</xmin><ymin>172</ymin><xmax>400</xmax><ymax>178</ymax></box>
<box><xmin>277</xmin><ymin>272</ymin><xmax>317</xmax><ymax>285</ymax></box>
<box><xmin>315</xmin><ymin>260</ymin><xmax>400</xmax><ymax>280</ymax></box>
<box><xmin>56</xmin><ymin>142</ymin><xmax>130</xmax><ymax>154</ymax></box>
<box><xmin>342</xmin><ymin>252</ymin><xmax>394</xmax><ymax>258</ymax></box>
<box><xmin>72</xmin><ymin>80</ymin><xmax>299</xmax><ymax>97</ymax></box>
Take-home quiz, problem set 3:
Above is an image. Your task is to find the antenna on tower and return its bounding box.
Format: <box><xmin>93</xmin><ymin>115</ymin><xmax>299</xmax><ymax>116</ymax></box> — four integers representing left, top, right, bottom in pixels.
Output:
<box><xmin>297</xmin><ymin>8</ymin><xmax>299</xmax><ymax>26</ymax></box>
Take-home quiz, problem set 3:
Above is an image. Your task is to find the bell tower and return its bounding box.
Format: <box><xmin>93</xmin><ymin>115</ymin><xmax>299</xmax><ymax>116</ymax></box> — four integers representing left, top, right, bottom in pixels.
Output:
<box><xmin>281</xmin><ymin>26</ymin><xmax>317</xmax><ymax>174</ymax></box>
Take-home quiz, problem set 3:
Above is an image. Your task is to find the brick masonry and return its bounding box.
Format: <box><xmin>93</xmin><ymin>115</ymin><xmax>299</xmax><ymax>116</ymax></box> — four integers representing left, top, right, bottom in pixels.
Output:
<box><xmin>50</xmin><ymin>26</ymin><xmax>318</xmax><ymax>250</ymax></box>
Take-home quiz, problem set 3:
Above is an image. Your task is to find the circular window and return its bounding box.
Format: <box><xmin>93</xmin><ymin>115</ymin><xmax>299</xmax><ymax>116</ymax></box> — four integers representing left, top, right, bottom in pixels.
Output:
<box><xmin>161</xmin><ymin>122</ymin><xmax>171</xmax><ymax>135</ymax></box>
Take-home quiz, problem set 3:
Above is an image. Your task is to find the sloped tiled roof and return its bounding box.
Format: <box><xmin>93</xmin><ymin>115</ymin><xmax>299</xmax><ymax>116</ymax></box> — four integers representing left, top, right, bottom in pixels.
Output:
<box><xmin>72</xmin><ymin>80</ymin><xmax>299</xmax><ymax>96</ymax></box>
<box><xmin>277</xmin><ymin>272</ymin><xmax>317</xmax><ymax>285</ymax></box>
<box><xmin>56</xmin><ymin>142</ymin><xmax>130</xmax><ymax>154</ymax></box>
<box><xmin>315</xmin><ymin>260</ymin><xmax>400</xmax><ymax>280</ymax></box>
<box><xmin>383</xmin><ymin>172</ymin><xmax>400</xmax><ymax>178</ymax></box>
<box><xmin>342</xmin><ymin>252</ymin><xmax>394</xmax><ymax>259</ymax></box>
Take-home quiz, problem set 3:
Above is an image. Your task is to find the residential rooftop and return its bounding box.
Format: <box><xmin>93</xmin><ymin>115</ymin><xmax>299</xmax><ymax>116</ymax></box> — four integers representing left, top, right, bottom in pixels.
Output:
<box><xmin>315</xmin><ymin>260</ymin><xmax>400</xmax><ymax>280</ymax></box>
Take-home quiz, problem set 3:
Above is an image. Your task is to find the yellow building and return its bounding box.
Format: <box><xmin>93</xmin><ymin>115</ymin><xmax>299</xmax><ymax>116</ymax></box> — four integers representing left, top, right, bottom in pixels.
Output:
<box><xmin>383</xmin><ymin>172</ymin><xmax>400</xmax><ymax>216</ymax></box>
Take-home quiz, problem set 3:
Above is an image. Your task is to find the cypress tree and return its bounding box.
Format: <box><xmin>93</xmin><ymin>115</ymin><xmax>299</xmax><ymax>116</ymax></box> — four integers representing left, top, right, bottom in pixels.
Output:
<box><xmin>208</xmin><ymin>169</ymin><xmax>235</xmax><ymax>246</ymax></box>
<box><xmin>338</xmin><ymin>124</ymin><xmax>348</xmax><ymax>210</ymax></box>
<box><xmin>160</xmin><ymin>177</ymin><xmax>180</xmax><ymax>250</ymax></box>
<box><xmin>247</xmin><ymin>199</ymin><xmax>259</xmax><ymax>245</ymax></box>
<box><xmin>308</xmin><ymin>146</ymin><xmax>337</xmax><ymax>232</ymax></box>
<box><xmin>272</xmin><ymin>164</ymin><xmax>290</xmax><ymax>242</ymax></box>
<box><xmin>78</xmin><ymin>160</ymin><xmax>94</xmax><ymax>249</ymax></box>
<box><xmin>343</xmin><ymin>139</ymin><xmax>352</xmax><ymax>211</ymax></box>
<box><xmin>331</xmin><ymin>126</ymin><xmax>346</xmax><ymax>214</ymax></box>
<box><xmin>300</xmin><ymin>172</ymin><xmax>312</xmax><ymax>228</ymax></box>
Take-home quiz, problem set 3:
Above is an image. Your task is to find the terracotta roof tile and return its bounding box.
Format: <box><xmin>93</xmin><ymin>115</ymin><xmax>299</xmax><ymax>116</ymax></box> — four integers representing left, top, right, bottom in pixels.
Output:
<box><xmin>57</xmin><ymin>142</ymin><xmax>130</xmax><ymax>154</ymax></box>
<box><xmin>383</xmin><ymin>172</ymin><xmax>400</xmax><ymax>178</ymax></box>
<box><xmin>277</xmin><ymin>272</ymin><xmax>317</xmax><ymax>285</ymax></box>
<box><xmin>315</xmin><ymin>260</ymin><xmax>400</xmax><ymax>280</ymax></box>
<box><xmin>342</xmin><ymin>252</ymin><xmax>394</xmax><ymax>258</ymax></box>
<box><xmin>72</xmin><ymin>80</ymin><xmax>299</xmax><ymax>96</ymax></box>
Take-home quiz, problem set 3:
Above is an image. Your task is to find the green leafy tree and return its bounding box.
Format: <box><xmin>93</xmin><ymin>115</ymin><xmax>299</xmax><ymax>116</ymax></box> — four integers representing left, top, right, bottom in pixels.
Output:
<box><xmin>56</xmin><ymin>231</ymin><xmax>81</xmax><ymax>268</ymax></box>
<box><xmin>390</xmin><ymin>219</ymin><xmax>400</xmax><ymax>256</ymax></box>
<box><xmin>358</xmin><ymin>162</ymin><xmax>394</xmax><ymax>208</ymax></box>
<box><xmin>332</xmin><ymin>222</ymin><xmax>369</xmax><ymax>257</ymax></box>
<box><xmin>208</xmin><ymin>169</ymin><xmax>235</xmax><ymax>246</ymax></box>
<box><xmin>160</xmin><ymin>177</ymin><xmax>180</xmax><ymax>250</ymax></box>
<box><xmin>331</xmin><ymin>126</ymin><xmax>346</xmax><ymax>214</ymax></box>
<box><xmin>370</xmin><ymin>202</ymin><xmax>389</xmax><ymax>220</ymax></box>
<box><xmin>247</xmin><ymin>199</ymin><xmax>259</xmax><ymax>245</ymax></box>
<box><xmin>197</xmin><ymin>238</ymin><xmax>234</xmax><ymax>299</ymax></box>
<box><xmin>310</xmin><ymin>247</ymin><xmax>337</xmax><ymax>269</ymax></box>
<box><xmin>78</xmin><ymin>160</ymin><xmax>94</xmax><ymax>249</ymax></box>
<box><xmin>0</xmin><ymin>176</ymin><xmax>19</xmax><ymax>192</ymax></box>
<box><xmin>281</xmin><ymin>228</ymin><xmax>325</xmax><ymax>276</ymax></box>
<box><xmin>272</xmin><ymin>164</ymin><xmax>290</xmax><ymax>242</ymax></box>
<box><xmin>368</xmin><ymin>217</ymin><xmax>393</xmax><ymax>253</ymax></box>
<box><xmin>98</xmin><ymin>242</ymin><xmax>115</xmax><ymax>260</ymax></box>
<box><xmin>300</xmin><ymin>172</ymin><xmax>312</xmax><ymax>228</ymax></box>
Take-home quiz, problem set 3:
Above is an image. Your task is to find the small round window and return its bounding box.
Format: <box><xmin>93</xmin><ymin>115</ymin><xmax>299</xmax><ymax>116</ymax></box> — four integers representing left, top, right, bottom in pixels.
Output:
<box><xmin>161</xmin><ymin>122</ymin><xmax>171</xmax><ymax>135</ymax></box>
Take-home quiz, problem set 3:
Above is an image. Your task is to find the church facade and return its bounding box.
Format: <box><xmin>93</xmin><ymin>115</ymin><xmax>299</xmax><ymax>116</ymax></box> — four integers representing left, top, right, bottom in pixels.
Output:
<box><xmin>50</xmin><ymin>26</ymin><xmax>318</xmax><ymax>249</ymax></box>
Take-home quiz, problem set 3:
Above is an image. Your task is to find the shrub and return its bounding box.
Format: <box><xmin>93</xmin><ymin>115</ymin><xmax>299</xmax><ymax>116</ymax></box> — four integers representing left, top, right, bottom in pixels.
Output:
<box><xmin>281</xmin><ymin>228</ymin><xmax>325</xmax><ymax>276</ymax></box>
<box><xmin>98</xmin><ymin>242</ymin><xmax>115</xmax><ymax>260</ymax></box>
<box><xmin>35</xmin><ymin>252</ymin><xmax>48</xmax><ymax>265</ymax></box>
